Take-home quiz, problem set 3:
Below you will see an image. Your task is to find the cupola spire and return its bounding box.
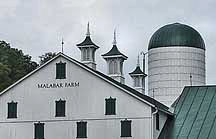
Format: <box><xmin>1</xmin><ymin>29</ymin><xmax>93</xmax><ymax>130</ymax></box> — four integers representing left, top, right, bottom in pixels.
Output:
<box><xmin>137</xmin><ymin>54</ymin><xmax>140</xmax><ymax>67</ymax></box>
<box><xmin>86</xmin><ymin>22</ymin><xmax>90</xmax><ymax>36</ymax></box>
<box><xmin>112</xmin><ymin>29</ymin><xmax>117</xmax><ymax>45</ymax></box>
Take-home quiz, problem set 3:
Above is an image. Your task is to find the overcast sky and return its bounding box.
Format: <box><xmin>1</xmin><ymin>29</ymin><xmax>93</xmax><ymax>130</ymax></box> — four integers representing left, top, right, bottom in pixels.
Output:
<box><xmin>0</xmin><ymin>0</ymin><xmax>215</xmax><ymax>86</ymax></box>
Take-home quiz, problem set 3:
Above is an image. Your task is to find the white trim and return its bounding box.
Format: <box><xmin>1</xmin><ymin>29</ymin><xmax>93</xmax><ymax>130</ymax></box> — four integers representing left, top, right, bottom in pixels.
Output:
<box><xmin>102</xmin><ymin>55</ymin><xmax>127</xmax><ymax>59</ymax></box>
<box><xmin>77</xmin><ymin>44</ymin><xmax>99</xmax><ymax>49</ymax></box>
<box><xmin>130</xmin><ymin>73</ymin><xmax>145</xmax><ymax>76</ymax></box>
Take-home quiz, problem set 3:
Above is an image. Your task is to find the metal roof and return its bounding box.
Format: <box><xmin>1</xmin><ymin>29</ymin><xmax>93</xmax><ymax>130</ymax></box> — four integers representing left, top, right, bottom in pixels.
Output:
<box><xmin>102</xmin><ymin>45</ymin><xmax>127</xmax><ymax>59</ymax></box>
<box><xmin>148</xmin><ymin>23</ymin><xmax>205</xmax><ymax>50</ymax></box>
<box><xmin>129</xmin><ymin>66</ymin><xmax>147</xmax><ymax>76</ymax></box>
<box><xmin>76</xmin><ymin>36</ymin><xmax>99</xmax><ymax>48</ymax></box>
<box><xmin>159</xmin><ymin>86</ymin><xmax>216</xmax><ymax>139</ymax></box>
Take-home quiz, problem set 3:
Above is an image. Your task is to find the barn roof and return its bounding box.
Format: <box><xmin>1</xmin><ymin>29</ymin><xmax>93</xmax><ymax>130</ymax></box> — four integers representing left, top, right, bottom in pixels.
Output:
<box><xmin>159</xmin><ymin>86</ymin><xmax>216</xmax><ymax>139</ymax></box>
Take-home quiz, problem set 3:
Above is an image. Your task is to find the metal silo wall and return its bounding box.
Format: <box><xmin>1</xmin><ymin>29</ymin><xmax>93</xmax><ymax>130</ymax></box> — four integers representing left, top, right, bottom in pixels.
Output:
<box><xmin>148</xmin><ymin>47</ymin><xmax>205</xmax><ymax>106</ymax></box>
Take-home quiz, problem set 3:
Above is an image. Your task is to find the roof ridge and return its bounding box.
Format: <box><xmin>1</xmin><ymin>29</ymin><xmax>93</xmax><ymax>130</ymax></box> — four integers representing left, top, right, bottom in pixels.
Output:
<box><xmin>174</xmin><ymin>87</ymin><xmax>190</xmax><ymax>115</ymax></box>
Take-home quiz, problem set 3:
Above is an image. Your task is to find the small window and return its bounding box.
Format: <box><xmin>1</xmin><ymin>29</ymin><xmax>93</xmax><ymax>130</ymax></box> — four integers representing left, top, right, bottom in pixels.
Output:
<box><xmin>105</xmin><ymin>97</ymin><xmax>116</xmax><ymax>115</ymax></box>
<box><xmin>121</xmin><ymin>119</ymin><xmax>132</xmax><ymax>137</ymax></box>
<box><xmin>55</xmin><ymin>99</ymin><xmax>66</xmax><ymax>117</ymax></box>
<box><xmin>7</xmin><ymin>101</ymin><xmax>17</xmax><ymax>118</ymax></box>
<box><xmin>83</xmin><ymin>48</ymin><xmax>87</xmax><ymax>60</ymax></box>
<box><xmin>113</xmin><ymin>61</ymin><xmax>118</xmax><ymax>74</ymax></box>
<box><xmin>77</xmin><ymin>121</ymin><xmax>87</xmax><ymax>138</ymax></box>
<box><xmin>56</xmin><ymin>62</ymin><xmax>66</xmax><ymax>79</ymax></box>
<box><xmin>86</xmin><ymin>48</ymin><xmax>90</xmax><ymax>60</ymax></box>
<box><xmin>92</xmin><ymin>51</ymin><xmax>95</xmax><ymax>62</ymax></box>
<box><xmin>134</xmin><ymin>77</ymin><xmax>140</xmax><ymax>87</ymax></box>
<box><xmin>120</xmin><ymin>61</ymin><xmax>123</xmax><ymax>74</ymax></box>
<box><xmin>109</xmin><ymin>60</ymin><xmax>114</xmax><ymax>74</ymax></box>
<box><xmin>83</xmin><ymin>48</ymin><xmax>90</xmax><ymax>61</ymax></box>
<box><xmin>156</xmin><ymin>113</ymin><xmax>159</xmax><ymax>130</ymax></box>
<box><xmin>34</xmin><ymin>122</ymin><xmax>44</xmax><ymax>139</ymax></box>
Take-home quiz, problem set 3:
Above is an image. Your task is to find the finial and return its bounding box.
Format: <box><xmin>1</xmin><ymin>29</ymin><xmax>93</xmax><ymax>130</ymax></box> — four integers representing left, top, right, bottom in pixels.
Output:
<box><xmin>189</xmin><ymin>73</ymin><xmax>192</xmax><ymax>86</ymax></box>
<box><xmin>86</xmin><ymin>22</ymin><xmax>90</xmax><ymax>36</ymax></box>
<box><xmin>112</xmin><ymin>29</ymin><xmax>117</xmax><ymax>45</ymax></box>
<box><xmin>137</xmin><ymin>54</ymin><xmax>140</xmax><ymax>67</ymax></box>
<box><xmin>61</xmin><ymin>38</ymin><xmax>64</xmax><ymax>53</ymax></box>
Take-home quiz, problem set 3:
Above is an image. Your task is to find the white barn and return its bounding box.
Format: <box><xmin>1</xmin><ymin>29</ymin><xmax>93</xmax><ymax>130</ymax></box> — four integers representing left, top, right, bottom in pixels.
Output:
<box><xmin>0</xmin><ymin>52</ymin><xmax>171</xmax><ymax>139</ymax></box>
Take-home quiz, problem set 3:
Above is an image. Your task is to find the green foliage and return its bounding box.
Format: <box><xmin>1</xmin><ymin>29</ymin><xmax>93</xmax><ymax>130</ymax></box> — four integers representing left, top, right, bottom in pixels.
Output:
<box><xmin>39</xmin><ymin>52</ymin><xmax>56</xmax><ymax>65</ymax></box>
<box><xmin>0</xmin><ymin>41</ymin><xmax>38</xmax><ymax>92</ymax></box>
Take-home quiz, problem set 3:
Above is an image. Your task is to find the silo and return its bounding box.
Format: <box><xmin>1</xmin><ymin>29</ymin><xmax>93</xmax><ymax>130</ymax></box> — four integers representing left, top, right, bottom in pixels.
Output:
<box><xmin>148</xmin><ymin>23</ymin><xmax>206</xmax><ymax>106</ymax></box>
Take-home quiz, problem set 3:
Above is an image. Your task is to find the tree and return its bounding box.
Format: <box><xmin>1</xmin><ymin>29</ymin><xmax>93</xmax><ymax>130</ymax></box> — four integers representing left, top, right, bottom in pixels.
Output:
<box><xmin>39</xmin><ymin>52</ymin><xmax>57</xmax><ymax>65</ymax></box>
<box><xmin>0</xmin><ymin>41</ymin><xmax>38</xmax><ymax>92</ymax></box>
<box><xmin>0</xmin><ymin>63</ymin><xmax>11</xmax><ymax>91</ymax></box>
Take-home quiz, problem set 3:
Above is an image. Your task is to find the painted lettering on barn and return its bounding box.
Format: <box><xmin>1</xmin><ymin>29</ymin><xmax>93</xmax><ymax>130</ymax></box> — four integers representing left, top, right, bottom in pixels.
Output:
<box><xmin>37</xmin><ymin>82</ymin><xmax>80</xmax><ymax>89</ymax></box>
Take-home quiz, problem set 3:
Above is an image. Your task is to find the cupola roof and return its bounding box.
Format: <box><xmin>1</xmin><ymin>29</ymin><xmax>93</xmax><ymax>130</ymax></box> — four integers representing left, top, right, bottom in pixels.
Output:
<box><xmin>102</xmin><ymin>45</ymin><xmax>127</xmax><ymax>59</ymax></box>
<box><xmin>76</xmin><ymin>36</ymin><xmax>99</xmax><ymax>48</ymax></box>
<box><xmin>76</xmin><ymin>23</ymin><xmax>99</xmax><ymax>48</ymax></box>
<box><xmin>102</xmin><ymin>30</ymin><xmax>127</xmax><ymax>59</ymax></box>
<box><xmin>129</xmin><ymin>66</ymin><xmax>147</xmax><ymax>76</ymax></box>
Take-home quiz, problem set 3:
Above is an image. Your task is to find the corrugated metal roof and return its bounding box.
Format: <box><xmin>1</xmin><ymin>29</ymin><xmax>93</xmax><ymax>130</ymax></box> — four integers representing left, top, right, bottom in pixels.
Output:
<box><xmin>159</xmin><ymin>86</ymin><xmax>216</xmax><ymax>139</ymax></box>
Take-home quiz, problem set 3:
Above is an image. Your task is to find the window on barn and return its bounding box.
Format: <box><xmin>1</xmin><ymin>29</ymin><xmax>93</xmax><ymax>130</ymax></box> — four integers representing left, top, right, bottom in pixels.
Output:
<box><xmin>121</xmin><ymin>119</ymin><xmax>132</xmax><ymax>137</ymax></box>
<box><xmin>7</xmin><ymin>101</ymin><xmax>17</xmax><ymax>118</ymax></box>
<box><xmin>77</xmin><ymin>121</ymin><xmax>87</xmax><ymax>138</ymax></box>
<box><xmin>56</xmin><ymin>62</ymin><xmax>66</xmax><ymax>79</ymax></box>
<box><xmin>34</xmin><ymin>122</ymin><xmax>44</xmax><ymax>139</ymax></box>
<box><xmin>105</xmin><ymin>97</ymin><xmax>116</xmax><ymax>115</ymax></box>
<box><xmin>55</xmin><ymin>99</ymin><xmax>66</xmax><ymax>117</ymax></box>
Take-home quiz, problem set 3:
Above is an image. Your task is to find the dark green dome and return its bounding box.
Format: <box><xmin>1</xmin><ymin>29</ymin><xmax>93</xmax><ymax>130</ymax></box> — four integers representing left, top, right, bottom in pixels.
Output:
<box><xmin>148</xmin><ymin>23</ymin><xmax>205</xmax><ymax>50</ymax></box>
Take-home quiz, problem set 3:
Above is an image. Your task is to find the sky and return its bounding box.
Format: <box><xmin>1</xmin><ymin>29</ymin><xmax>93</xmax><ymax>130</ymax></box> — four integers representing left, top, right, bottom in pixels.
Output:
<box><xmin>0</xmin><ymin>0</ymin><xmax>216</xmax><ymax>86</ymax></box>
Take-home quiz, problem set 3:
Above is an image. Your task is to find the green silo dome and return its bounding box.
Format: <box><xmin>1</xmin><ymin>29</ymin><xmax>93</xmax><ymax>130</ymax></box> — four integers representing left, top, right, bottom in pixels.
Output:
<box><xmin>148</xmin><ymin>23</ymin><xmax>205</xmax><ymax>50</ymax></box>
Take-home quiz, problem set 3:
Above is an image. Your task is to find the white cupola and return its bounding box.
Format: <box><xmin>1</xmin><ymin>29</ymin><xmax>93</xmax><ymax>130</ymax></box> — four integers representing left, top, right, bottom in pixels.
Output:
<box><xmin>102</xmin><ymin>30</ymin><xmax>127</xmax><ymax>84</ymax></box>
<box><xmin>76</xmin><ymin>23</ymin><xmax>99</xmax><ymax>70</ymax></box>
<box><xmin>129</xmin><ymin>55</ymin><xmax>147</xmax><ymax>94</ymax></box>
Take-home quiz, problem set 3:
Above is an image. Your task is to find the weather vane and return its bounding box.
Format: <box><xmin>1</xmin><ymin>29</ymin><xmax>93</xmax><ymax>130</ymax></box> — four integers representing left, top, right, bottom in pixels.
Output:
<box><xmin>190</xmin><ymin>73</ymin><xmax>192</xmax><ymax>86</ymax></box>
<box><xmin>61</xmin><ymin>38</ymin><xmax>64</xmax><ymax>53</ymax></box>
